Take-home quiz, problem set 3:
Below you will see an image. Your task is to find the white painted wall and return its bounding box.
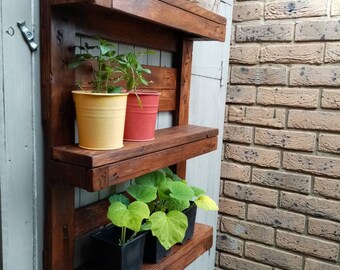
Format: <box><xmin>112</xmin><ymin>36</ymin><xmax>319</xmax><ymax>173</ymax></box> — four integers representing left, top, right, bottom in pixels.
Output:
<box><xmin>186</xmin><ymin>1</ymin><xmax>232</xmax><ymax>269</ymax></box>
<box><xmin>0</xmin><ymin>0</ymin><xmax>43</xmax><ymax>269</ymax></box>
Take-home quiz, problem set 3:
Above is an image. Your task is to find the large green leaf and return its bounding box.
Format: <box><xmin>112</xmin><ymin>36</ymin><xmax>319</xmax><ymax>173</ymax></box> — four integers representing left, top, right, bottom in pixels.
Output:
<box><xmin>194</xmin><ymin>195</ymin><xmax>218</xmax><ymax>211</ymax></box>
<box><xmin>107</xmin><ymin>201</ymin><xmax>150</xmax><ymax>232</ymax></box>
<box><xmin>168</xmin><ymin>181</ymin><xmax>194</xmax><ymax>201</ymax></box>
<box><xmin>149</xmin><ymin>210</ymin><xmax>188</xmax><ymax>250</ymax></box>
<box><xmin>166</xmin><ymin>197</ymin><xmax>190</xmax><ymax>212</ymax></box>
<box><xmin>109</xmin><ymin>194</ymin><xmax>130</xmax><ymax>206</ymax></box>
<box><xmin>127</xmin><ymin>185</ymin><xmax>157</xmax><ymax>203</ymax></box>
<box><xmin>190</xmin><ymin>186</ymin><xmax>206</xmax><ymax>197</ymax></box>
<box><xmin>135</xmin><ymin>171</ymin><xmax>167</xmax><ymax>187</ymax></box>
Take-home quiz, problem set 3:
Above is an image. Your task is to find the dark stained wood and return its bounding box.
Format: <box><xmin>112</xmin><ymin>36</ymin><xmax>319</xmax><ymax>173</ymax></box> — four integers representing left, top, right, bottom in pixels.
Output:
<box><xmin>142</xmin><ymin>223</ymin><xmax>213</xmax><ymax>270</ymax></box>
<box><xmin>75</xmin><ymin>65</ymin><xmax>177</xmax><ymax>111</ymax></box>
<box><xmin>51</xmin><ymin>0</ymin><xmax>226</xmax><ymax>41</ymax></box>
<box><xmin>74</xmin><ymin>199</ymin><xmax>110</xmax><ymax>237</ymax></box>
<box><xmin>53</xmin><ymin>125</ymin><xmax>218</xmax><ymax>168</ymax></box>
<box><xmin>73</xmin><ymin>6</ymin><xmax>179</xmax><ymax>52</ymax></box>
<box><xmin>52</xmin><ymin>135</ymin><xmax>217</xmax><ymax>192</ymax></box>
<box><xmin>176</xmin><ymin>40</ymin><xmax>194</xmax><ymax>178</ymax></box>
<box><xmin>74</xmin><ymin>223</ymin><xmax>213</xmax><ymax>270</ymax></box>
<box><xmin>160</xmin><ymin>0</ymin><xmax>226</xmax><ymax>25</ymax></box>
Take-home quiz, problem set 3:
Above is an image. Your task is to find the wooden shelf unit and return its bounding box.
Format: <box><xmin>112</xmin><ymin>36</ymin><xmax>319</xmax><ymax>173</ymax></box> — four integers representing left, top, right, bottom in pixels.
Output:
<box><xmin>41</xmin><ymin>1</ymin><xmax>226</xmax><ymax>269</ymax></box>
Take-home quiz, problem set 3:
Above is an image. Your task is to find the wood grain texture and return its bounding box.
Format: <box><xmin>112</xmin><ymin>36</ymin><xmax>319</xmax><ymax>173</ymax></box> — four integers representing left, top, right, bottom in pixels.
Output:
<box><xmin>53</xmin><ymin>125</ymin><xmax>218</xmax><ymax>168</ymax></box>
<box><xmin>52</xmin><ymin>133</ymin><xmax>218</xmax><ymax>191</ymax></box>
<box><xmin>75</xmin><ymin>223</ymin><xmax>213</xmax><ymax>270</ymax></box>
<box><xmin>51</xmin><ymin>0</ymin><xmax>226</xmax><ymax>41</ymax></box>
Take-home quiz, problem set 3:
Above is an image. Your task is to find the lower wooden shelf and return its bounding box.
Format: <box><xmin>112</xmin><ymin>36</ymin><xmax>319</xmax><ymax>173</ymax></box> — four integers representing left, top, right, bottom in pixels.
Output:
<box><xmin>76</xmin><ymin>223</ymin><xmax>213</xmax><ymax>270</ymax></box>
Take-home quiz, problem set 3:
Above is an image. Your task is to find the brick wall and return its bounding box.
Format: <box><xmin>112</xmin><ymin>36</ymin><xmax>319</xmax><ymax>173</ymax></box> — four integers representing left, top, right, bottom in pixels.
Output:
<box><xmin>217</xmin><ymin>0</ymin><xmax>340</xmax><ymax>269</ymax></box>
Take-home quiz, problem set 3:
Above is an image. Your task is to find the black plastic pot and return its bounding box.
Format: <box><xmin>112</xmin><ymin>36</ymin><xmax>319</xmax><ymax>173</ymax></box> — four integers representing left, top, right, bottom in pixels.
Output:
<box><xmin>91</xmin><ymin>225</ymin><xmax>147</xmax><ymax>270</ymax></box>
<box><xmin>181</xmin><ymin>203</ymin><xmax>197</xmax><ymax>244</ymax></box>
<box><xmin>143</xmin><ymin>231</ymin><xmax>171</xmax><ymax>263</ymax></box>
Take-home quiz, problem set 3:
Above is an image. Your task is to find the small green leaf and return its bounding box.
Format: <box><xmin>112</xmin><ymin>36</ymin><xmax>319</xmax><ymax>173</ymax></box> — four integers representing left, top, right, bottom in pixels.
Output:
<box><xmin>100</xmin><ymin>43</ymin><xmax>113</xmax><ymax>56</ymax></box>
<box><xmin>135</xmin><ymin>171</ymin><xmax>167</xmax><ymax>187</ymax></box>
<box><xmin>107</xmin><ymin>201</ymin><xmax>150</xmax><ymax>232</ymax></box>
<box><xmin>140</xmin><ymin>220</ymin><xmax>152</xmax><ymax>231</ymax></box>
<box><xmin>168</xmin><ymin>181</ymin><xmax>194</xmax><ymax>201</ymax></box>
<box><xmin>149</xmin><ymin>210</ymin><xmax>188</xmax><ymax>250</ymax></box>
<box><xmin>194</xmin><ymin>195</ymin><xmax>218</xmax><ymax>211</ymax></box>
<box><xmin>166</xmin><ymin>197</ymin><xmax>190</xmax><ymax>212</ymax></box>
<box><xmin>190</xmin><ymin>186</ymin><xmax>206</xmax><ymax>197</ymax></box>
<box><xmin>68</xmin><ymin>59</ymin><xmax>85</xmax><ymax>69</ymax></box>
<box><xmin>107</xmin><ymin>86</ymin><xmax>122</xmax><ymax>93</ymax></box>
<box><xmin>127</xmin><ymin>185</ymin><xmax>157</xmax><ymax>203</ymax></box>
<box><xmin>109</xmin><ymin>194</ymin><xmax>130</xmax><ymax>206</ymax></box>
<box><xmin>161</xmin><ymin>167</ymin><xmax>174</xmax><ymax>178</ymax></box>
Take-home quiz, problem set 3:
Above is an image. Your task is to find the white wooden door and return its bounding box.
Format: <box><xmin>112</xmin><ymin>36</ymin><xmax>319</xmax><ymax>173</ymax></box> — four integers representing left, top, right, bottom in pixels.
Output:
<box><xmin>186</xmin><ymin>1</ymin><xmax>232</xmax><ymax>269</ymax></box>
<box><xmin>0</xmin><ymin>0</ymin><xmax>43</xmax><ymax>269</ymax></box>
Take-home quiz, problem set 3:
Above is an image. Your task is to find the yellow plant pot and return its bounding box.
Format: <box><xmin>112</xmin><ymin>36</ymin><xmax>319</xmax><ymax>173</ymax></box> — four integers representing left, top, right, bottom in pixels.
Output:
<box><xmin>72</xmin><ymin>91</ymin><xmax>128</xmax><ymax>150</ymax></box>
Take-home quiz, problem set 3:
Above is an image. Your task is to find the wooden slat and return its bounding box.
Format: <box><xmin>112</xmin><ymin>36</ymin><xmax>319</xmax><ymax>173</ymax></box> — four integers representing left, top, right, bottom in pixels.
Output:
<box><xmin>74</xmin><ymin>223</ymin><xmax>213</xmax><ymax>270</ymax></box>
<box><xmin>51</xmin><ymin>135</ymin><xmax>217</xmax><ymax>191</ymax></box>
<box><xmin>51</xmin><ymin>0</ymin><xmax>226</xmax><ymax>41</ymax></box>
<box><xmin>73</xmin><ymin>6</ymin><xmax>179</xmax><ymax>52</ymax></box>
<box><xmin>75</xmin><ymin>65</ymin><xmax>177</xmax><ymax>111</ymax></box>
<box><xmin>74</xmin><ymin>199</ymin><xmax>110</xmax><ymax>237</ymax></box>
<box><xmin>53</xmin><ymin>125</ymin><xmax>218</xmax><ymax>168</ymax></box>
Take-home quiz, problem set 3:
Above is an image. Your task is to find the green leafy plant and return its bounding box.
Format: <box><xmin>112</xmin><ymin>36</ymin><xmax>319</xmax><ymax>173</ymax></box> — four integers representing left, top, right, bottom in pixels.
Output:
<box><xmin>125</xmin><ymin>168</ymin><xmax>218</xmax><ymax>250</ymax></box>
<box><xmin>68</xmin><ymin>39</ymin><xmax>122</xmax><ymax>93</ymax></box>
<box><xmin>107</xmin><ymin>194</ymin><xmax>150</xmax><ymax>245</ymax></box>
<box><xmin>116</xmin><ymin>51</ymin><xmax>153</xmax><ymax>92</ymax></box>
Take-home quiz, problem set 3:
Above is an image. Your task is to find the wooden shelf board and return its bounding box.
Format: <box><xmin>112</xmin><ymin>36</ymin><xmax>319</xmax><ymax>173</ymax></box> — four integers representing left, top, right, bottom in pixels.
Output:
<box><xmin>50</xmin><ymin>0</ymin><xmax>226</xmax><ymax>42</ymax></box>
<box><xmin>75</xmin><ymin>223</ymin><xmax>213</xmax><ymax>270</ymax></box>
<box><xmin>52</xmin><ymin>125</ymin><xmax>218</xmax><ymax>191</ymax></box>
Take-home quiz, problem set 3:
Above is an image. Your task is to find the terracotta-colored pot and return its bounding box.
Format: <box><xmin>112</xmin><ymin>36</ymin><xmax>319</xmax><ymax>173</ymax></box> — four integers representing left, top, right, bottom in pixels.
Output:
<box><xmin>124</xmin><ymin>91</ymin><xmax>160</xmax><ymax>141</ymax></box>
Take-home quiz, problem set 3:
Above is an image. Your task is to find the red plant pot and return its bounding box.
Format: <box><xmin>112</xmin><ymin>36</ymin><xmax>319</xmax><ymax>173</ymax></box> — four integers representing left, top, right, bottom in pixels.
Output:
<box><xmin>124</xmin><ymin>91</ymin><xmax>160</xmax><ymax>141</ymax></box>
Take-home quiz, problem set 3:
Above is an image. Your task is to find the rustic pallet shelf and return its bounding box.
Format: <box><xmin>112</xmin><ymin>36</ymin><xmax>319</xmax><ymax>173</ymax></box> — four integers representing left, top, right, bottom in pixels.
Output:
<box><xmin>50</xmin><ymin>0</ymin><xmax>226</xmax><ymax>42</ymax></box>
<box><xmin>76</xmin><ymin>223</ymin><xmax>213</xmax><ymax>270</ymax></box>
<box><xmin>52</xmin><ymin>125</ymin><xmax>218</xmax><ymax>192</ymax></box>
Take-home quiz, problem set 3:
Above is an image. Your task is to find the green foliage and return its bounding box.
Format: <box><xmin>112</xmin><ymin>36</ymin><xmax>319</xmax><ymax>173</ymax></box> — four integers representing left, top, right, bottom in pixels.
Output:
<box><xmin>149</xmin><ymin>211</ymin><xmax>188</xmax><ymax>250</ymax></box>
<box><xmin>68</xmin><ymin>39</ymin><xmax>123</xmax><ymax>94</ymax></box>
<box><xmin>109</xmin><ymin>194</ymin><xmax>130</xmax><ymax>206</ymax></box>
<box><xmin>107</xmin><ymin>195</ymin><xmax>150</xmax><ymax>245</ymax></box>
<box><xmin>116</xmin><ymin>51</ymin><xmax>153</xmax><ymax>92</ymax></box>
<box><xmin>127</xmin><ymin>185</ymin><xmax>157</xmax><ymax>203</ymax></box>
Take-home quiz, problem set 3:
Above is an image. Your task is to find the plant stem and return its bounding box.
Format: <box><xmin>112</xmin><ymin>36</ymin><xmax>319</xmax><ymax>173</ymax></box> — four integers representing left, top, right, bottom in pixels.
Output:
<box><xmin>121</xmin><ymin>227</ymin><xmax>127</xmax><ymax>245</ymax></box>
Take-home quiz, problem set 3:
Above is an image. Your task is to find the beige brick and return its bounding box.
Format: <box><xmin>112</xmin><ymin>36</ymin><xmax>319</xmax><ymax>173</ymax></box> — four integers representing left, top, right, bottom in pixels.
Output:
<box><xmin>305</xmin><ymin>259</ymin><xmax>340</xmax><ymax>270</ymax></box>
<box><xmin>290</xmin><ymin>66</ymin><xmax>340</xmax><ymax>86</ymax></box>
<box><xmin>252</xmin><ymin>168</ymin><xmax>311</xmax><ymax>194</ymax></box>
<box><xmin>319</xmin><ymin>133</ymin><xmax>340</xmax><ymax>154</ymax></box>
<box><xmin>219</xmin><ymin>180</ymin><xmax>223</xmax><ymax>196</ymax></box>
<box><xmin>276</xmin><ymin>230</ymin><xmax>339</xmax><ymax>261</ymax></box>
<box><xmin>248</xmin><ymin>204</ymin><xmax>305</xmax><ymax>233</ymax></box>
<box><xmin>283</xmin><ymin>152</ymin><xmax>340</xmax><ymax>178</ymax></box>
<box><xmin>224</xmin><ymin>124</ymin><xmax>252</xmax><ymax>144</ymax></box>
<box><xmin>231</xmin><ymin>66</ymin><xmax>287</xmax><ymax>85</ymax></box>
<box><xmin>309</xmin><ymin>218</ymin><xmax>340</xmax><ymax>242</ymax></box>
<box><xmin>220</xmin><ymin>253</ymin><xmax>271</xmax><ymax>270</ymax></box>
<box><xmin>227</xmin><ymin>85</ymin><xmax>256</xmax><ymax>104</ymax></box>
<box><xmin>255</xmin><ymin>128</ymin><xmax>316</xmax><ymax>151</ymax></box>
<box><xmin>226</xmin><ymin>144</ymin><xmax>280</xmax><ymax>168</ymax></box>
<box><xmin>331</xmin><ymin>0</ymin><xmax>340</xmax><ymax>16</ymax></box>
<box><xmin>218</xmin><ymin>197</ymin><xmax>246</xmax><ymax>219</ymax></box>
<box><xmin>325</xmin><ymin>43</ymin><xmax>340</xmax><ymax>63</ymax></box>
<box><xmin>236</xmin><ymin>23</ymin><xmax>294</xmax><ymax>42</ymax></box>
<box><xmin>229</xmin><ymin>106</ymin><xmax>285</xmax><ymax>128</ymax></box>
<box><xmin>288</xmin><ymin>110</ymin><xmax>340</xmax><ymax>132</ymax></box>
<box><xmin>265</xmin><ymin>0</ymin><xmax>327</xmax><ymax>19</ymax></box>
<box><xmin>321</xmin><ymin>89</ymin><xmax>340</xmax><ymax>109</ymax></box>
<box><xmin>220</xmin><ymin>161</ymin><xmax>251</xmax><ymax>182</ymax></box>
<box><xmin>224</xmin><ymin>181</ymin><xmax>278</xmax><ymax>207</ymax></box>
<box><xmin>229</xmin><ymin>45</ymin><xmax>260</xmax><ymax>64</ymax></box>
<box><xmin>314</xmin><ymin>177</ymin><xmax>340</xmax><ymax>200</ymax></box>
<box><xmin>233</xmin><ymin>2</ymin><xmax>263</xmax><ymax>22</ymax></box>
<box><xmin>295</xmin><ymin>20</ymin><xmax>340</xmax><ymax>41</ymax></box>
<box><xmin>260</xmin><ymin>44</ymin><xmax>323</xmax><ymax>64</ymax></box>
<box><xmin>221</xmin><ymin>216</ymin><xmax>274</xmax><ymax>245</ymax></box>
<box><xmin>216</xmin><ymin>233</ymin><xmax>244</xmax><ymax>256</ymax></box>
<box><xmin>257</xmin><ymin>87</ymin><xmax>319</xmax><ymax>108</ymax></box>
<box><xmin>280</xmin><ymin>191</ymin><xmax>340</xmax><ymax>222</ymax></box>
<box><xmin>245</xmin><ymin>242</ymin><xmax>303</xmax><ymax>270</ymax></box>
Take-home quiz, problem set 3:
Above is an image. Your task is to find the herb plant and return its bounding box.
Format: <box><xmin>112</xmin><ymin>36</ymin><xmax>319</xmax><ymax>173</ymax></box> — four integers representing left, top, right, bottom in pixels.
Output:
<box><xmin>68</xmin><ymin>39</ymin><xmax>122</xmax><ymax>94</ymax></box>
